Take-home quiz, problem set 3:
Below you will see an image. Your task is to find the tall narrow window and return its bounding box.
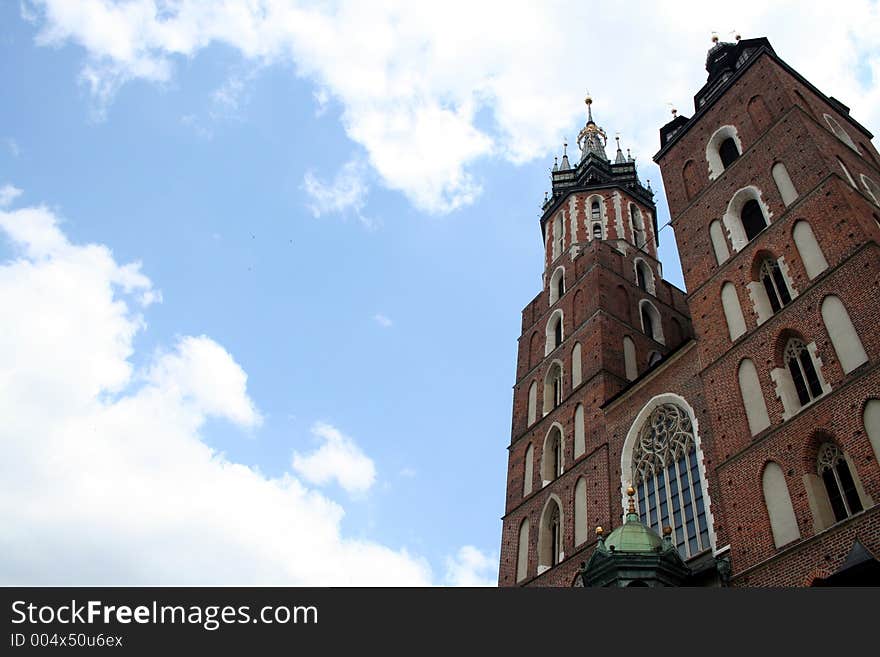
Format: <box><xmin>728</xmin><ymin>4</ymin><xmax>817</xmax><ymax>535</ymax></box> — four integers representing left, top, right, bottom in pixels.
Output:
<box><xmin>631</xmin><ymin>204</ymin><xmax>645</xmax><ymax>248</ymax></box>
<box><xmin>719</xmin><ymin>137</ymin><xmax>740</xmax><ymax>169</ymax></box>
<box><xmin>631</xmin><ymin>403</ymin><xmax>711</xmax><ymax>559</ymax></box>
<box><xmin>538</xmin><ymin>499</ymin><xmax>563</xmax><ymax>570</ymax></box>
<box><xmin>549</xmin><ymin>267</ymin><xmax>565</xmax><ymax>305</ymax></box>
<box><xmin>574</xmin><ymin>478</ymin><xmax>587</xmax><ymax>546</ymax></box>
<box><xmin>772</xmin><ymin>162</ymin><xmax>798</xmax><ymax>206</ymax></box>
<box><xmin>785</xmin><ymin>339</ymin><xmax>823</xmax><ymax>406</ymax></box>
<box><xmin>553</xmin><ymin>215</ymin><xmax>563</xmax><ymax>259</ymax></box>
<box><xmin>592</xmin><ymin>223</ymin><xmax>602</xmax><ymax>240</ymax></box>
<box><xmin>636</xmin><ymin>265</ymin><xmax>646</xmax><ymax>290</ymax></box>
<box><xmin>641</xmin><ymin>305</ymin><xmax>654</xmax><ymax>340</ymax></box>
<box><xmin>793</xmin><ymin>221</ymin><xmax>828</xmax><ymax>279</ymax></box>
<box><xmin>527</xmin><ymin>382</ymin><xmax>537</xmax><ymax>426</ymax></box>
<box><xmin>516</xmin><ymin>519</ymin><xmax>529</xmax><ymax>582</ymax></box>
<box><xmin>549</xmin><ymin>505</ymin><xmax>561</xmax><ymax>566</ymax></box>
<box><xmin>554</xmin><ymin>319</ymin><xmax>562</xmax><ymax>349</ymax></box>
<box><xmin>741</xmin><ymin>199</ymin><xmax>767</xmax><ymax>241</ymax></box>
<box><xmin>591</xmin><ymin>200</ymin><xmax>601</xmax><ymax>223</ymax></box>
<box><xmin>759</xmin><ymin>259</ymin><xmax>792</xmax><ymax>312</ymax></box>
<box><xmin>543</xmin><ymin>362</ymin><xmax>563</xmax><ymax>414</ymax></box>
<box><xmin>542</xmin><ymin>427</ymin><xmax>564</xmax><ymax>483</ymax></box>
<box><xmin>817</xmin><ymin>443</ymin><xmax>863</xmax><ymax>522</ymax></box>
<box><xmin>523</xmin><ymin>444</ymin><xmax>534</xmax><ymax>497</ymax></box>
<box><xmin>821</xmin><ymin>295</ymin><xmax>868</xmax><ymax>374</ymax></box>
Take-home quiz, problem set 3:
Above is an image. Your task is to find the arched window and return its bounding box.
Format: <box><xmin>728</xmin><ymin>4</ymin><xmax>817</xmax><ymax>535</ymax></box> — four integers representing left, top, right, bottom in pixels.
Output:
<box><xmin>549</xmin><ymin>267</ymin><xmax>565</xmax><ymax>305</ymax></box>
<box><xmin>821</xmin><ymin>295</ymin><xmax>868</xmax><ymax>374</ymax></box>
<box><xmin>741</xmin><ymin>199</ymin><xmax>768</xmax><ymax>241</ymax></box>
<box><xmin>817</xmin><ymin>443</ymin><xmax>863</xmax><ymax>522</ymax></box>
<box><xmin>719</xmin><ymin>137</ymin><xmax>740</xmax><ymax>169</ymax></box>
<box><xmin>523</xmin><ymin>444</ymin><xmax>534</xmax><ymax>497</ymax></box>
<box><xmin>747</xmin><ymin>94</ymin><xmax>772</xmax><ymax>132</ymax></box>
<box><xmin>772</xmin><ymin>162</ymin><xmax>798</xmax><ymax>206</ymax></box>
<box><xmin>792</xmin><ymin>221</ymin><xmax>828</xmax><ymax>279</ymax></box>
<box><xmin>538</xmin><ymin>499</ymin><xmax>563</xmax><ymax>570</ymax></box>
<box><xmin>709</xmin><ymin>220</ymin><xmax>729</xmax><ymax>265</ymax></box>
<box><xmin>762</xmin><ymin>462</ymin><xmax>800</xmax><ymax>548</ymax></box>
<box><xmin>721</xmin><ymin>282</ymin><xmax>747</xmax><ymax>341</ymax></box>
<box><xmin>545</xmin><ymin>310</ymin><xmax>564</xmax><ymax>355</ymax></box>
<box><xmin>574</xmin><ymin>478</ymin><xmax>587</xmax><ymax>546</ymax></box>
<box><xmin>541</xmin><ymin>426</ymin><xmax>564</xmax><ymax>483</ymax></box>
<box><xmin>759</xmin><ymin>259</ymin><xmax>792</xmax><ymax>313</ymax></box>
<box><xmin>631</xmin><ymin>204</ymin><xmax>646</xmax><ymax>248</ymax></box>
<box><xmin>738</xmin><ymin>358</ymin><xmax>770</xmax><ymax>435</ymax></box>
<box><xmin>516</xmin><ymin>518</ymin><xmax>530</xmax><ymax>582</ymax></box>
<box><xmin>591</xmin><ymin>199</ymin><xmax>601</xmax><ymax>224</ymax></box>
<box><xmin>630</xmin><ymin>403</ymin><xmax>711</xmax><ymax>558</ymax></box>
<box><xmin>682</xmin><ymin>159</ymin><xmax>699</xmax><ymax>201</ymax></box>
<box><xmin>592</xmin><ymin>223</ymin><xmax>602</xmax><ymax>240</ymax></box>
<box><xmin>723</xmin><ymin>186</ymin><xmax>771</xmax><ymax>252</ymax></box>
<box><xmin>527</xmin><ymin>381</ymin><xmax>537</xmax><ymax>426</ymax></box>
<box><xmin>707</xmin><ymin>126</ymin><xmax>743</xmax><ymax>179</ymax></box>
<box><xmin>785</xmin><ymin>339</ymin><xmax>824</xmax><ymax>407</ymax></box>
<box><xmin>639</xmin><ymin>301</ymin><xmax>664</xmax><ymax>344</ymax></box>
<box><xmin>552</xmin><ymin>214</ymin><xmax>564</xmax><ymax>259</ymax></box>
<box><xmin>623</xmin><ymin>336</ymin><xmax>637</xmax><ymax>381</ymax></box>
<box><xmin>861</xmin><ymin>174</ymin><xmax>880</xmax><ymax>206</ymax></box>
<box><xmin>823</xmin><ymin>113</ymin><xmax>859</xmax><ymax>152</ymax></box>
<box><xmin>571</xmin><ymin>342</ymin><xmax>582</xmax><ymax>387</ymax></box>
<box><xmin>574</xmin><ymin>403</ymin><xmax>585</xmax><ymax>458</ymax></box>
<box><xmin>543</xmin><ymin>362</ymin><xmax>563</xmax><ymax>414</ymax></box>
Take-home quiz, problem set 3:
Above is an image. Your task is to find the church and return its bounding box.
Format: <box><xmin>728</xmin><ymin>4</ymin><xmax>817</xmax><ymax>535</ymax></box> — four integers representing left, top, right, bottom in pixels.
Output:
<box><xmin>498</xmin><ymin>35</ymin><xmax>880</xmax><ymax>587</ymax></box>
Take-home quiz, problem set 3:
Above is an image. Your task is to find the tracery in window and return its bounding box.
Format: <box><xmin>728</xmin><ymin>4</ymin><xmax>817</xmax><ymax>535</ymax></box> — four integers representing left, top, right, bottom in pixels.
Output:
<box><xmin>631</xmin><ymin>403</ymin><xmax>710</xmax><ymax>559</ymax></box>
<box><xmin>759</xmin><ymin>259</ymin><xmax>792</xmax><ymax>313</ymax></box>
<box><xmin>785</xmin><ymin>339</ymin><xmax>823</xmax><ymax>407</ymax></box>
<box><xmin>817</xmin><ymin>443</ymin><xmax>863</xmax><ymax>522</ymax></box>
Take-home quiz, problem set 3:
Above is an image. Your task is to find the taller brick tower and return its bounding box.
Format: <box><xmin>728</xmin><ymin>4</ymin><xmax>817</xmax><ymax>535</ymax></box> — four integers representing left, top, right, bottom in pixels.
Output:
<box><xmin>498</xmin><ymin>97</ymin><xmax>694</xmax><ymax>586</ymax></box>
<box><xmin>499</xmin><ymin>36</ymin><xmax>880</xmax><ymax>587</ymax></box>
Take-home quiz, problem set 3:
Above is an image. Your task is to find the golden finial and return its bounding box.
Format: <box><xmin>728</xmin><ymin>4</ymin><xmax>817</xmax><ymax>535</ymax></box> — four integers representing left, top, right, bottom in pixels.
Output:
<box><xmin>711</xmin><ymin>31</ymin><xmax>719</xmax><ymax>44</ymax></box>
<box><xmin>595</xmin><ymin>526</ymin><xmax>604</xmax><ymax>536</ymax></box>
<box><xmin>626</xmin><ymin>485</ymin><xmax>637</xmax><ymax>515</ymax></box>
<box><xmin>663</xmin><ymin>526</ymin><xmax>672</xmax><ymax>537</ymax></box>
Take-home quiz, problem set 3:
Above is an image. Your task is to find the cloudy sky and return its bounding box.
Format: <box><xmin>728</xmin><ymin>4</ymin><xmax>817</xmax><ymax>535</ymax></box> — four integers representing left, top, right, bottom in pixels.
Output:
<box><xmin>1</xmin><ymin>1</ymin><xmax>878</xmax><ymax>586</ymax></box>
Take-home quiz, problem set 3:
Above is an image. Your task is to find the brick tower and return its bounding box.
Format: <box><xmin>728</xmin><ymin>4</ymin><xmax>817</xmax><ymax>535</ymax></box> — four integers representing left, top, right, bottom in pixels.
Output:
<box><xmin>499</xmin><ymin>36</ymin><xmax>880</xmax><ymax>587</ymax></box>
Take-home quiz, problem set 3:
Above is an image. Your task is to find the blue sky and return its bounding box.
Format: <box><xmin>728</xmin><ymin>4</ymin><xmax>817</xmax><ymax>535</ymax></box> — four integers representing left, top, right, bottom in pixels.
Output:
<box><xmin>1</xmin><ymin>1</ymin><xmax>877</xmax><ymax>585</ymax></box>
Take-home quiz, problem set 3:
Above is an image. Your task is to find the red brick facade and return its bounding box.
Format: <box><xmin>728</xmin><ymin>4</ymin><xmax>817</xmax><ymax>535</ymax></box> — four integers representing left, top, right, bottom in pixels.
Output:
<box><xmin>498</xmin><ymin>38</ymin><xmax>880</xmax><ymax>587</ymax></box>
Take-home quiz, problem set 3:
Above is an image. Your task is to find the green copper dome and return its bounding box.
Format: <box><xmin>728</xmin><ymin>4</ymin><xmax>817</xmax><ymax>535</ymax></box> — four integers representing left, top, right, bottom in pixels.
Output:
<box><xmin>604</xmin><ymin>511</ymin><xmax>665</xmax><ymax>553</ymax></box>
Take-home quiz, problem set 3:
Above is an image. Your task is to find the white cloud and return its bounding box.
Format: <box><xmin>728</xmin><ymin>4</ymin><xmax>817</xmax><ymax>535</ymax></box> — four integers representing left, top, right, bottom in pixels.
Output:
<box><xmin>292</xmin><ymin>422</ymin><xmax>377</xmax><ymax>495</ymax></box>
<box><xmin>373</xmin><ymin>313</ymin><xmax>392</xmax><ymax>328</ymax></box>
<box><xmin>25</xmin><ymin>1</ymin><xmax>880</xmax><ymax>213</ymax></box>
<box><xmin>399</xmin><ymin>466</ymin><xmax>417</xmax><ymax>479</ymax></box>
<box><xmin>444</xmin><ymin>546</ymin><xmax>497</xmax><ymax>587</ymax></box>
<box><xmin>0</xmin><ymin>184</ymin><xmax>22</xmax><ymax>207</ymax></box>
<box><xmin>0</xmin><ymin>195</ymin><xmax>437</xmax><ymax>585</ymax></box>
<box><xmin>302</xmin><ymin>157</ymin><xmax>373</xmax><ymax>226</ymax></box>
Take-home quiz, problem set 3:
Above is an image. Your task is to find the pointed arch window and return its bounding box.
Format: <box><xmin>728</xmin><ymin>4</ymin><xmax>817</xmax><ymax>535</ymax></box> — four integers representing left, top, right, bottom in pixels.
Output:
<box><xmin>817</xmin><ymin>443</ymin><xmax>863</xmax><ymax>522</ymax></box>
<box><xmin>785</xmin><ymin>339</ymin><xmax>823</xmax><ymax>406</ymax></box>
<box><xmin>759</xmin><ymin>259</ymin><xmax>792</xmax><ymax>313</ymax></box>
<box><xmin>549</xmin><ymin>505</ymin><xmax>561</xmax><ymax>566</ymax></box>
<box><xmin>741</xmin><ymin>199</ymin><xmax>767</xmax><ymax>241</ymax></box>
<box><xmin>719</xmin><ymin>137</ymin><xmax>740</xmax><ymax>169</ymax></box>
<box><xmin>631</xmin><ymin>204</ymin><xmax>645</xmax><ymax>248</ymax></box>
<box><xmin>631</xmin><ymin>403</ymin><xmax>710</xmax><ymax>558</ymax></box>
<box><xmin>636</xmin><ymin>264</ymin><xmax>647</xmax><ymax>290</ymax></box>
